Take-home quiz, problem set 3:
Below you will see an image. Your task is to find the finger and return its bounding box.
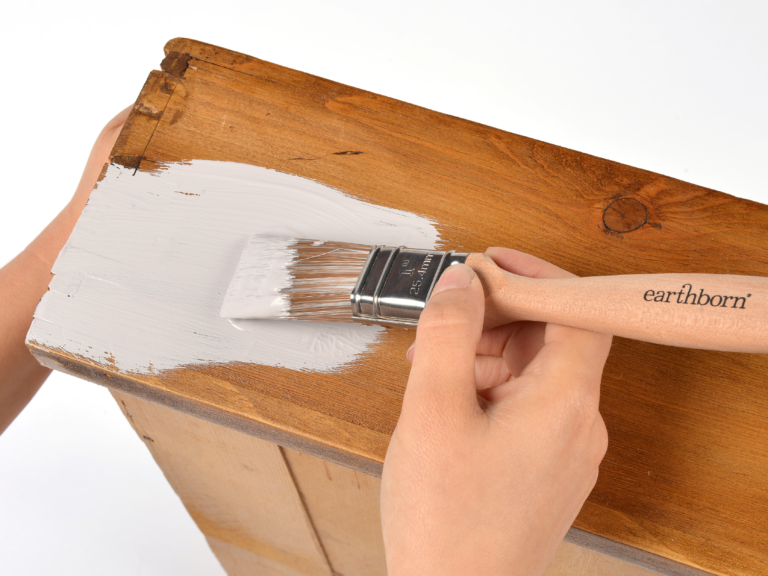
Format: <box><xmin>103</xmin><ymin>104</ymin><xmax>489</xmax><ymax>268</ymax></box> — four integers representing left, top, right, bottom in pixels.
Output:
<box><xmin>526</xmin><ymin>325</ymin><xmax>613</xmax><ymax>391</ymax></box>
<box><xmin>476</xmin><ymin>322</ymin><xmax>522</xmax><ymax>356</ymax></box>
<box><xmin>484</xmin><ymin>248</ymin><xmax>613</xmax><ymax>403</ymax></box>
<box><xmin>405</xmin><ymin>264</ymin><xmax>485</xmax><ymax>418</ymax></box>
<box><xmin>477</xmin><ymin>321</ymin><xmax>546</xmax><ymax>377</ymax></box>
<box><xmin>410</xmin><ymin>320</ymin><xmax>541</xmax><ymax>367</ymax></box>
<box><xmin>474</xmin><ymin>355</ymin><xmax>513</xmax><ymax>390</ymax></box>
<box><xmin>485</xmin><ymin>247</ymin><xmax>575</xmax><ymax>280</ymax></box>
<box><xmin>482</xmin><ymin>327</ymin><xmax>611</xmax><ymax>414</ymax></box>
<box><xmin>408</xmin><ymin>346</ymin><xmax>514</xmax><ymax>391</ymax></box>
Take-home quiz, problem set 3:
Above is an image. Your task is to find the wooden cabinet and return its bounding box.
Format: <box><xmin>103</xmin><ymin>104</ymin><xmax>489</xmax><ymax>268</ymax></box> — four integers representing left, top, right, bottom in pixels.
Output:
<box><xmin>27</xmin><ymin>38</ymin><xmax>768</xmax><ymax>576</ymax></box>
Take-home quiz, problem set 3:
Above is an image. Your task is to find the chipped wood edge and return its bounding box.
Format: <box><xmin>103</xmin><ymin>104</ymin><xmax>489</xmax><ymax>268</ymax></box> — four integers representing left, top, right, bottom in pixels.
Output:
<box><xmin>163</xmin><ymin>37</ymin><xmax>305</xmax><ymax>81</ymax></box>
<box><xmin>110</xmin><ymin>69</ymin><xmax>179</xmax><ymax>172</ymax></box>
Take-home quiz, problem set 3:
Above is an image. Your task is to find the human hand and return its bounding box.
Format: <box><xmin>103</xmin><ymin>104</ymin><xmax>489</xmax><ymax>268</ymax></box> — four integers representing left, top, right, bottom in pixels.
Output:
<box><xmin>380</xmin><ymin>248</ymin><xmax>613</xmax><ymax>576</ymax></box>
<box><xmin>0</xmin><ymin>106</ymin><xmax>130</xmax><ymax>434</ymax></box>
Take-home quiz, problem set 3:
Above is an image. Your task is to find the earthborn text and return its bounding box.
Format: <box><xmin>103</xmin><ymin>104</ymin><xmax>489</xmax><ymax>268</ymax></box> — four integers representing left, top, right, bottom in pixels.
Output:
<box><xmin>644</xmin><ymin>283</ymin><xmax>750</xmax><ymax>309</ymax></box>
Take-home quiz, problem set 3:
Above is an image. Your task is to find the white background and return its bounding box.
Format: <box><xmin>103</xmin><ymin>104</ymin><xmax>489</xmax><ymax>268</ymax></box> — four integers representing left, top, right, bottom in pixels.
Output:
<box><xmin>1</xmin><ymin>1</ymin><xmax>766</xmax><ymax>574</ymax></box>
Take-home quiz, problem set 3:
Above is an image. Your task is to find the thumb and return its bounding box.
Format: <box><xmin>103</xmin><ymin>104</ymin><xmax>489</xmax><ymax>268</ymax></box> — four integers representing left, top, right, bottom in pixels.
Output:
<box><xmin>405</xmin><ymin>263</ymin><xmax>485</xmax><ymax>417</ymax></box>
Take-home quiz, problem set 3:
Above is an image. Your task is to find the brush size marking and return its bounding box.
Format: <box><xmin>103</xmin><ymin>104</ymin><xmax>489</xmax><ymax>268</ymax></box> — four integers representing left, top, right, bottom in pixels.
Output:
<box><xmin>644</xmin><ymin>284</ymin><xmax>751</xmax><ymax>309</ymax></box>
<box><xmin>400</xmin><ymin>254</ymin><xmax>434</xmax><ymax>295</ymax></box>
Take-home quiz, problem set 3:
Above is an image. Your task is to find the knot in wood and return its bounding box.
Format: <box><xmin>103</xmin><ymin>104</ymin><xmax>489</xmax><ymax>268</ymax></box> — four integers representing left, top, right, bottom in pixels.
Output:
<box><xmin>603</xmin><ymin>198</ymin><xmax>648</xmax><ymax>233</ymax></box>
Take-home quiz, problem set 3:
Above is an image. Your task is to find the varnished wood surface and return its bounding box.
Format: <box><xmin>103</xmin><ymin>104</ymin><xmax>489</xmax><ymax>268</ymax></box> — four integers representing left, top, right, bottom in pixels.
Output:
<box><xmin>28</xmin><ymin>38</ymin><xmax>768</xmax><ymax>575</ymax></box>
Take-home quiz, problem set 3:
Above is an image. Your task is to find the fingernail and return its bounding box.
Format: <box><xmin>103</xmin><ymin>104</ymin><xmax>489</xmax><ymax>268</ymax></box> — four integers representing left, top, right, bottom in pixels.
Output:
<box><xmin>406</xmin><ymin>343</ymin><xmax>415</xmax><ymax>362</ymax></box>
<box><xmin>433</xmin><ymin>263</ymin><xmax>474</xmax><ymax>294</ymax></box>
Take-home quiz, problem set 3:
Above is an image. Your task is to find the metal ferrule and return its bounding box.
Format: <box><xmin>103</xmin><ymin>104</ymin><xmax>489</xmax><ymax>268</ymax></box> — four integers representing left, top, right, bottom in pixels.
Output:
<box><xmin>350</xmin><ymin>246</ymin><xmax>469</xmax><ymax>326</ymax></box>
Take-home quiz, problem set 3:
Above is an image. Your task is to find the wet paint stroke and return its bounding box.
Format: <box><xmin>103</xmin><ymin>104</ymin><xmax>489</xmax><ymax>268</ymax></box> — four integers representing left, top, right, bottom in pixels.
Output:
<box><xmin>27</xmin><ymin>161</ymin><xmax>439</xmax><ymax>373</ymax></box>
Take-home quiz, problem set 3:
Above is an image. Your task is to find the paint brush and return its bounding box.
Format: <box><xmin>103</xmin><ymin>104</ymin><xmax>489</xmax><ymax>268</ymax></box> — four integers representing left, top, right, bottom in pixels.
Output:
<box><xmin>221</xmin><ymin>235</ymin><xmax>768</xmax><ymax>353</ymax></box>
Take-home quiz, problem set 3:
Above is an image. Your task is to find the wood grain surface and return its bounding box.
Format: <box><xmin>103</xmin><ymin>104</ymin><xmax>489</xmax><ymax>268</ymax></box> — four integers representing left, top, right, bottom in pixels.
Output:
<box><xmin>111</xmin><ymin>391</ymin><xmax>333</xmax><ymax>576</ymax></box>
<box><xmin>112</xmin><ymin>391</ymin><xmax>665</xmax><ymax>576</ymax></box>
<box><xmin>27</xmin><ymin>38</ymin><xmax>768</xmax><ymax>575</ymax></box>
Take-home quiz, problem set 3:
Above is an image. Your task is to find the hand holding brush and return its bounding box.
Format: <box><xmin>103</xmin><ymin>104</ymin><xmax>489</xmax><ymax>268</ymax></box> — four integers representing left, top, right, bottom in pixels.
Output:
<box><xmin>381</xmin><ymin>248</ymin><xmax>612</xmax><ymax>575</ymax></box>
<box><xmin>221</xmin><ymin>236</ymin><xmax>768</xmax><ymax>353</ymax></box>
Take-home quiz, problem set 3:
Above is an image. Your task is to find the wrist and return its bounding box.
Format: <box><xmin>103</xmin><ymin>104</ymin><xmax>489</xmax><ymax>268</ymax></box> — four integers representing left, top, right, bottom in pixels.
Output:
<box><xmin>24</xmin><ymin>203</ymin><xmax>79</xmax><ymax>273</ymax></box>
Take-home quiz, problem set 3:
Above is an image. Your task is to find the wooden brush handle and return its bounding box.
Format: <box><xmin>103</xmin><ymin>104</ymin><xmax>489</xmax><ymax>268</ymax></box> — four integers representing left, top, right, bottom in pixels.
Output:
<box><xmin>466</xmin><ymin>254</ymin><xmax>768</xmax><ymax>353</ymax></box>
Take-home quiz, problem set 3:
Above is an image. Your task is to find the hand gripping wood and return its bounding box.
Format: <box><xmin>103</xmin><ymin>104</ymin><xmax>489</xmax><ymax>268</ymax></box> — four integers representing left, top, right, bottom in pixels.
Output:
<box><xmin>467</xmin><ymin>254</ymin><xmax>768</xmax><ymax>353</ymax></box>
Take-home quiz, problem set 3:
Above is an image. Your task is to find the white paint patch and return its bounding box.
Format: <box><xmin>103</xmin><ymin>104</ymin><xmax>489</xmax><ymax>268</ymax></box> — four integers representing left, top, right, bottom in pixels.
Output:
<box><xmin>27</xmin><ymin>161</ymin><xmax>439</xmax><ymax>373</ymax></box>
<box><xmin>219</xmin><ymin>235</ymin><xmax>296</xmax><ymax>320</ymax></box>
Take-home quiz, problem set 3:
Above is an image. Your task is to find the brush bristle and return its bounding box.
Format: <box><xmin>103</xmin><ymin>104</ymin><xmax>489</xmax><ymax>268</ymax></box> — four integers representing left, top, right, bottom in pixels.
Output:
<box><xmin>221</xmin><ymin>236</ymin><xmax>371</xmax><ymax>321</ymax></box>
